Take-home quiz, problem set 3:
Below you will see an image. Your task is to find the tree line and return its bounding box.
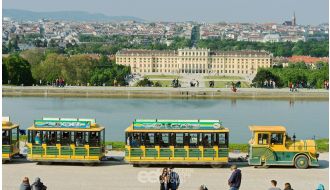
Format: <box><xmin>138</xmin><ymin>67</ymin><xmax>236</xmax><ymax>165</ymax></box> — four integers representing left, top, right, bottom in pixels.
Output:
<box><xmin>77</xmin><ymin>35</ymin><xmax>328</xmax><ymax>57</ymax></box>
<box><xmin>2</xmin><ymin>51</ymin><xmax>130</xmax><ymax>86</ymax></box>
<box><xmin>252</xmin><ymin>62</ymin><xmax>329</xmax><ymax>88</ymax></box>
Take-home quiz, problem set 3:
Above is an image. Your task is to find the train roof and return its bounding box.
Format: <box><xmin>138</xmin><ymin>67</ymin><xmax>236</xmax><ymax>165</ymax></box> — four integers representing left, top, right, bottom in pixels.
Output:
<box><xmin>125</xmin><ymin>119</ymin><xmax>229</xmax><ymax>132</ymax></box>
<box><xmin>28</xmin><ymin>117</ymin><xmax>104</xmax><ymax>131</ymax></box>
<box><xmin>249</xmin><ymin>125</ymin><xmax>286</xmax><ymax>132</ymax></box>
<box><xmin>2</xmin><ymin>116</ymin><xmax>19</xmax><ymax>130</ymax></box>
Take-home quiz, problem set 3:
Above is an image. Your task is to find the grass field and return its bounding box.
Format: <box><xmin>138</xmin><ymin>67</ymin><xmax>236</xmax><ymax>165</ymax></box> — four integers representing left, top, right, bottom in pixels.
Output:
<box><xmin>204</xmin><ymin>76</ymin><xmax>244</xmax><ymax>80</ymax></box>
<box><xmin>150</xmin><ymin>80</ymin><xmax>173</xmax><ymax>87</ymax></box>
<box><xmin>204</xmin><ymin>81</ymin><xmax>250</xmax><ymax>88</ymax></box>
<box><xmin>316</xmin><ymin>138</ymin><xmax>329</xmax><ymax>152</ymax></box>
<box><xmin>144</xmin><ymin>75</ymin><xmax>181</xmax><ymax>79</ymax></box>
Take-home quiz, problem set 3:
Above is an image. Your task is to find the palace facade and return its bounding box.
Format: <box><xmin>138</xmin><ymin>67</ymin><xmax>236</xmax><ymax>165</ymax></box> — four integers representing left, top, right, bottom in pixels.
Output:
<box><xmin>115</xmin><ymin>48</ymin><xmax>273</xmax><ymax>76</ymax></box>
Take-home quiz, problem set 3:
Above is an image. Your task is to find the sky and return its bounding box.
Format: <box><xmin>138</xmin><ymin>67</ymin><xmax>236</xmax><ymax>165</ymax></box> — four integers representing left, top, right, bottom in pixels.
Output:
<box><xmin>2</xmin><ymin>0</ymin><xmax>329</xmax><ymax>24</ymax></box>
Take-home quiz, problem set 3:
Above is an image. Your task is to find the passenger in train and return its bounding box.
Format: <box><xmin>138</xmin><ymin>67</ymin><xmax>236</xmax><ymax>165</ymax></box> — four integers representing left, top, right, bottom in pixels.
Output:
<box><xmin>34</xmin><ymin>133</ymin><xmax>41</xmax><ymax>145</ymax></box>
<box><xmin>43</xmin><ymin>134</ymin><xmax>49</xmax><ymax>144</ymax></box>
<box><xmin>203</xmin><ymin>135</ymin><xmax>210</xmax><ymax>147</ymax></box>
<box><xmin>76</xmin><ymin>133</ymin><xmax>85</xmax><ymax>147</ymax></box>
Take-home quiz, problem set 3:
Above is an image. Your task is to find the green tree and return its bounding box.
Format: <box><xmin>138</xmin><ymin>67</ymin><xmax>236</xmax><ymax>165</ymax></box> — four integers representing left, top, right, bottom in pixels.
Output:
<box><xmin>136</xmin><ymin>77</ymin><xmax>153</xmax><ymax>87</ymax></box>
<box><xmin>252</xmin><ymin>69</ymin><xmax>279</xmax><ymax>87</ymax></box>
<box><xmin>2</xmin><ymin>63</ymin><xmax>8</xmax><ymax>84</ymax></box>
<box><xmin>3</xmin><ymin>54</ymin><xmax>34</xmax><ymax>85</ymax></box>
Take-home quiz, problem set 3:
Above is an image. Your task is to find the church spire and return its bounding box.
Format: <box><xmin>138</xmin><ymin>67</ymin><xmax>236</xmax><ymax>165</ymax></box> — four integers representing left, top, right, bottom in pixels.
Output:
<box><xmin>292</xmin><ymin>11</ymin><xmax>296</xmax><ymax>26</ymax></box>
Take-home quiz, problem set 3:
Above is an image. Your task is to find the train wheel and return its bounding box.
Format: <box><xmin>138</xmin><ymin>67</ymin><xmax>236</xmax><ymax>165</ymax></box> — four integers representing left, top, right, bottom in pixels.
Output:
<box><xmin>294</xmin><ymin>155</ymin><xmax>309</xmax><ymax>169</ymax></box>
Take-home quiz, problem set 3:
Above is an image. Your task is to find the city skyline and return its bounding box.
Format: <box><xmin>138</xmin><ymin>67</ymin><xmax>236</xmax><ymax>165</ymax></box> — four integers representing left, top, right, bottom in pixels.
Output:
<box><xmin>3</xmin><ymin>0</ymin><xmax>329</xmax><ymax>25</ymax></box>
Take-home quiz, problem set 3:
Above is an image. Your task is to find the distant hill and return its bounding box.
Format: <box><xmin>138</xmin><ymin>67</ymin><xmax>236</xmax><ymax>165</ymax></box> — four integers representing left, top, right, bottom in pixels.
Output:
<box><xmin>3</xmin><ymin>9</ymin><xmax>144</xmax><ymax>22</ymax></box>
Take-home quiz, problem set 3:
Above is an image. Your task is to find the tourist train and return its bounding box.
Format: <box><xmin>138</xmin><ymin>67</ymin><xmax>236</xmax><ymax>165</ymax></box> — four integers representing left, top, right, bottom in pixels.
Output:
<box><xmin>2</xmin><ymin>117</ymin><xmax>319</xmax><ymax>169</ymax></box>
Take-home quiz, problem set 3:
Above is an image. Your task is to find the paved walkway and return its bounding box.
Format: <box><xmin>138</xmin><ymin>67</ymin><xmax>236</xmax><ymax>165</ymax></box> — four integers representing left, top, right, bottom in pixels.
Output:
<box><xmin>3</xmin><ymin>153</ymin><xmax>329</xmax><ymax>190</ymax></box>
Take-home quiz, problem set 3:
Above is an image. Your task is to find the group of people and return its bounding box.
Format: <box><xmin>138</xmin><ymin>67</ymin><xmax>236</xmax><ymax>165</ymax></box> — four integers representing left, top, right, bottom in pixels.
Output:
<box><xmin>19</xmin><ymin>177</ymin><xmax>47</xmax><ymax>190</ymax></box>
<box><xmin>171</xmin><ymin>79</ymin><xmax>181</xmax><ymax>88</ymax></box>
<box><xmin>227</xmin><ymin>165</ymin><xmax>325</xmax><ymax>190</ymax></box>
<box><xmin>263</xmin><ymin>80</ymin><xmax>276</xmax><ymax>89</ymax></box>
<box><xmin>268</xmin><ymin>180</ymin><xmax>293</xmax><ymax>190</ymax></box>
<box><xmin>268</xmin><ymin>179</ymin><xmax>325</xmax><ymax>190</ymax></box>
<box><xmin>54</xmin><ymin>78</ymin><xmax>65</xmax><ymax>87</ymax></box>
<box><xmin>209</xmin><ymin>80</ymin><xmax>215</xmax><ymax>88</ymax></box>
<box><xmin>190</xmin><ymin>79</ymin><xmax>200</xmax><ymax>87</ymax></box>
<box><xmin>324</xmin><ymin>80</ymin><xmax>329</xmax><ymax>90</ymax></box>
<box><xmin>159</xmin><ymin>167</ymin><xmax>180</xmax><ymax>190</ymax></box>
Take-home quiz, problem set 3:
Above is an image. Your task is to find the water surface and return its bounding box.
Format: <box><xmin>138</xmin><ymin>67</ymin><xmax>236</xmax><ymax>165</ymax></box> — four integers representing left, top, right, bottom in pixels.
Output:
<box><xmin>2</xmin><ymin>97</ymin><xmax>328</xmax><ymax>143</ymax></box>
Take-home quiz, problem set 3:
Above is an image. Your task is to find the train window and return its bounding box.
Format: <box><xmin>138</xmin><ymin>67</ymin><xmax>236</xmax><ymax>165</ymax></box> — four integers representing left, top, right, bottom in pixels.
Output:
<box><xmin>90</xmin><ymin>132</ymin><xmax>100</xmax><ymax>147</ymax></box>
<box><xmin>11</xmin><ymin>128</ymin><xmax>18</xmax><ymax>144</ymax></box>
<box><xmin>202</xmin><ymin>133</ymin><xmax>212</xmax><ymax>148</ymax></box>
<box><xmin>271</xmin><ymin>133</ymin><xmax>283</xmax><ymax>145</ymax></box>
<box><xmin>160</xmin><ymin>133</ymin><xmax>169</xmax><ymax>147</ymax></box>
<box><xmin>129</xmin><ymin>133</ymin><xmax>141</xmax><ymax>147</ymax></box>
<box><xmin>189</xmin><ymin>133</ymin><xmax>198</xmax><ymax>147</ymax></box>
<box><xmin>61</xmin><ymin>131</ymin><xmax>71</xmax><ymax>146</ymax></box>
<box><xmin>49</xmin><ymin>131</ymin><xmax>57</xmax><ymax>145</ymax></box>
<box><xmin>101</xmin><ymin>129</ymin><xmax>105</xmax><ymax>146</ymax></box>
<box><xmin>145</xmin><ymin>133</ymin><xmax>154</xmax><ymax>147</ymax></box>
<box><xmin>218</xmin><ymin>133</ymin><xmax>228</xmax><ymax>148</ymax></box>
<box><xmin>175</xmin><ymin>133</ymin><xmax>184</xmax><ymax>147</ymax></box>
<box><xmin>2</xmin><ymin>130</ymin><xmax>10</xmax><ymax>145</ymax></box>
<box><xmin>258</xmin><ymin>133</ymin><xmax>269</xmax><ymax>145</ymax></box>
<box><xmin>42</xmin><ymin>131</ymin><xmax>49</xmax><ymax>144</ymax></box>
<box><xmin>31</xmin><ymin>131</ymin><xmax>43</xmax><ymax>145</ymax></box>
<box><xmin>183</xmin><ymin>133</ymin><xmax>190</xmax><ymax>146</ymax></box>
<box><xmin>218</xmin><ymin>133</ymin><xmax>226</xmax><ymax>145</ymax></box>
<box><xmin>75</xmin><ymin>132</ymin><xmax>85</xmax><ymax>147</ymax></box>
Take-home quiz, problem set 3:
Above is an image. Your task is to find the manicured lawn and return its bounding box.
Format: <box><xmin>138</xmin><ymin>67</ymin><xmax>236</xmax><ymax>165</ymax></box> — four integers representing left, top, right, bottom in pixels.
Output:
<box><xmin>144</xmin><ymin>75</ymin><xmax>182</xmax><ymax>79</ymax></box>
<box><xmin>204</xmin><ymin>81</ymin><xmax>250</xmax><ymax>88</ymax></box>
<box><xmin>150</xmin><ymin>80</ymin><xmax>173</xmax><ymax>87</ymax></box>
<box><xmin>204</xmin><ymin>76</ymin><xmax>244</xmax><ymax>80</ymax></box>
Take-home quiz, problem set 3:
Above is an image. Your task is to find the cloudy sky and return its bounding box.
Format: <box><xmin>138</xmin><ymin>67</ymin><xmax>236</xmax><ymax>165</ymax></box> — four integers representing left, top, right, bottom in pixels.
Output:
<box><xmin>3</xmin><ymin>0</ymin><xmax>329</xmax><ymax>24</ymax></box>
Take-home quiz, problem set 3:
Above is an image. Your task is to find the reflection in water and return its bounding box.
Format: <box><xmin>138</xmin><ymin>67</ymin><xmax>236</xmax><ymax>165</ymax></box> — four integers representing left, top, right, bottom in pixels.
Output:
<box><xmin>2</xmin><ymin>97</ymin><xmax>329</xmax><ymax>143</ymax></box>
<box><xmin>289</xmin><ymin>99</ymin><xmax>294</xmax><ymax>107</ymax></box>
<box><xmin>231</xmin><ymin>99</ymin><xmax>237</xmax><ymax>107</ymax></box>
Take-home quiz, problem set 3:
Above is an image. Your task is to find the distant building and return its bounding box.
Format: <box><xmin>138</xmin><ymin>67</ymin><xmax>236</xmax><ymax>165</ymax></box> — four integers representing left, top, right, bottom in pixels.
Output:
<box><xmin>283</xmin><ymin>55</ymin><xmax>329</xmax><ymax>69</ymax></box>
<box><xmin>283</xmin><ymin>12</ymin><xmax>297</xmax><ymax>26</ymax></box>
<box><xmin>116</xmin><ymin>48</ymin><xmax>273</xmax><ymax>77</ymax></box>
<box><xmin>263</xmin><ymin>34</ymin><xmax>281</xmax><ymax>42</ymax></box>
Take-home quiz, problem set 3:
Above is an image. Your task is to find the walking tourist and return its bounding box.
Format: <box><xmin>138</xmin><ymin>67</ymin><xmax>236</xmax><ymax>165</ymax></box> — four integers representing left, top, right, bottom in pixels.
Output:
<box><xmin>31</xmin><ymin>177</ymin><xmax>47</xmax><ymax>190</ymax></box>
<box><xmin>268</xmin><ymin>180</ymin><xmax>281</xmax><ymax>190</ymax></box>
<box><xmin>160</xmin><ymin>168</ymin><xmax>169</xmax><ymax>190</ymax></box>
<box><xmin>19</xmin><ymin>177</ymin><xmax>31</xmax><ymax>190</ymax></box>
<box><xmin>168</xmin><ymin>167</ymin><xmax>180</xmax><ymax>190</ymax></box>
<box><xmin>228</xmin><ymin>165</ymin><xmax>241</xmax><ymax>190</ymax></box>
<box><xmin>289</xmin><ymin>82</ymin><xmax>293</xmax><ymax>92</ymax></box>
<box><xmin>283</xmin><ymin>183</ymin><xmax>293</xmax><ymax>190</ymax></box>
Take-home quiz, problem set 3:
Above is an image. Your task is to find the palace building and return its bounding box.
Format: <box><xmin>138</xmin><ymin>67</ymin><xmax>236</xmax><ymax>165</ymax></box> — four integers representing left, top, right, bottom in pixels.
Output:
<box><xmin>115</xmin><ymin>48</ymin><xmax>273</xmax><ymax>76</ymax></box>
